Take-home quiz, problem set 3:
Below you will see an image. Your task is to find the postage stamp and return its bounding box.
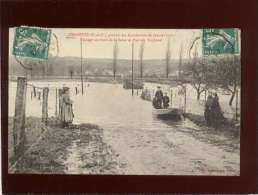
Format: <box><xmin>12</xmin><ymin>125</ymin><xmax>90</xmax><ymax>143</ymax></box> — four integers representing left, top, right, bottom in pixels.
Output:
<box><xmin>202</xmin><ymin>28</ymin><xmax>239</xmax><ymax>55</ymax></box>
<box><xmin>12</xmin><ymin>26</ymin><xmax>51</xmax><ymax>59</ymax></box>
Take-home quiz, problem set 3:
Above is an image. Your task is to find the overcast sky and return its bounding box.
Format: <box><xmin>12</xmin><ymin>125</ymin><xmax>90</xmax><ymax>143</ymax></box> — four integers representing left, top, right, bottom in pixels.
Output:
<box><xmin>9</xmin><ymin>28</ymin><xmax>209</xmax><ymax>60</ymax></box>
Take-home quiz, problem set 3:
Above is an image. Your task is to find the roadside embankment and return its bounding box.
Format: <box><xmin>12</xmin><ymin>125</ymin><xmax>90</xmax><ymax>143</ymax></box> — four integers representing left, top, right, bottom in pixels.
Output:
<box><xmin>183</xmin><ymin>113</ymin><xmax>240</xmax><ymax>152</ymax></box>
<box><xmin>8</xmin><ymin>117</ymin><xmax>122</xmax><ymax>174</ymax></box>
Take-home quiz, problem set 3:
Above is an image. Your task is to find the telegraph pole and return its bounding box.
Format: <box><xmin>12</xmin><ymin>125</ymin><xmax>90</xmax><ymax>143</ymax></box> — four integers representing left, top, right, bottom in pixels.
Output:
<box><xmin>139</xmin><ymin>40</ymin><xmax>144</xmax><ymax>79</ymax></box>
<box><xmin>131</xmin><ymin>41</ymin><xmax>134</xmax><ymax>96</ymax></box>
<box><xmin>166</xmin><ymin>38</ymin><xmax>170</xmax><ymax>78</ymax></box>
<box><xmin>80</xmin><ymin>38</ymin><xmax>84</xmax><ymax>95</ymax></box>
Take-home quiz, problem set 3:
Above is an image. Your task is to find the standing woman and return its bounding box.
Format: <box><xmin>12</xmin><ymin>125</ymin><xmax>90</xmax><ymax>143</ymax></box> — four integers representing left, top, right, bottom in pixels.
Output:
<box><xmin>204</xmin><ymin>94</ymin><xmax>213</xmax><ymax>126</ymax></box>
<box><xmin>61</xmin><ymin>87</ymin><xmax>74</xmax><ymax>127</ymax></box>
<box><xmin>155</xmin><ymin>86</ymin><xmax>163</xmax><ymax>109</ymax></box>
<box><xmin>211</xmin><ymin>93</ymin><xmax>224</xmax><ymax>129</ymax></box>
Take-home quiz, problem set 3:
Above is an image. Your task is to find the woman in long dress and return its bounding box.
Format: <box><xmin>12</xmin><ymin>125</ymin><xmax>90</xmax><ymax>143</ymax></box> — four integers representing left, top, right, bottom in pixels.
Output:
<box><xmin>61</xmin><ymin>87</ymin><xmax>74</xmax><ymax>127</ymax></box>
<box><xmin>211</xmin><ymin>93</ymin><xmax>224</xmax><ymax>128</ymax></box>
<box><xmin>204</xmin><ymin>94</ymin><xmax>213</xmax><ymax>126</ymax></box>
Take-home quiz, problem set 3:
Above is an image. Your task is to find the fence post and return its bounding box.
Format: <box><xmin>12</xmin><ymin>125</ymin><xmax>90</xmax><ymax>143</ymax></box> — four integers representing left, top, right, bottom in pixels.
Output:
<box><xmin>13</xmin><ymin>77</ymin><xmax>27</xmax><ymax>158</ymax></box>
<box><xmin>58</xmin><ymin>89</ymin><xmax>63</xmax><ymax>119</ymax></box>
<box><xmin>170</xmin><ymin>89</ymin><xmax>173</xmax><ymax>108</ymax></box>
<box><xmin>42</xmin><ymin>87</ymin><xmax>49</xmax><ymax>124</ymax></box>
<box><xmin>33</xmin><ymin>86</ymin><xmax>36</xmax><ymax>97</ymax></box>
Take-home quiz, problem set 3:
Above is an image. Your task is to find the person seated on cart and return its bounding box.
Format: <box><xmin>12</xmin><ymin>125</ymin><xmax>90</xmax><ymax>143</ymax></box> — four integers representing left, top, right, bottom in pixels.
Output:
<box><xmin>152</xmin><ymin>96</ymin><xmax>160</xmax><ymax>109</ymax></box>
<box><xmin>154</xmin><ymin>86</ymin><xmax>163</xmax><ymax>109</ymax></box>
<box><xmin>163</xmin><ymin>92</ymin><xmax>170</xmax><ymax>109</ymax></box>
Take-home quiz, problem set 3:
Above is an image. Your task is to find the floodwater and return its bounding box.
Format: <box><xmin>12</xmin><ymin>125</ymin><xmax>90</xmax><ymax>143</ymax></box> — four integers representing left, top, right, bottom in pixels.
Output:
<box><xmin>9</xmin><ymin>81</ymin><xmax>184</xmax><ymax>128</ymax></box>
<box><xmin>8</xmin><ymin>81</ymin><xmax>240</xmax><ymax>175</ymax></box>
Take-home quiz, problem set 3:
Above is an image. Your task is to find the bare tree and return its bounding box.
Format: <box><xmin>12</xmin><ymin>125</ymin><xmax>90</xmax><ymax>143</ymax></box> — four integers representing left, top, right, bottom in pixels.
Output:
<box><xmin>213</xmin><ymin>55</ymin><xmax>240</xmax><ymax>106</ymax></box>
<box><xmin>139</xmin><ymin>40</ymin><xmax>145</xmax><ymax>78</ymax></box>
<box><xmin>178</xmin><ymin>43</ymin><xmax>183</xmax><ymax>81</ymax></box>
<box><xmin>188</xmin><ymin>46</ymin><xmax>207</xmax><ymax>100</ymax></box>
<box><xmin>206</xmin><ymin>30</ymin><xmax>240</xmax><ymax>106</ymax></box>
<box><xmin>165</xmin><ymin>38</ymin><xmax>171</xmax><ymax>78</ymax></box>
<box><xmin>113</xmin><ymin>40</ymin><xmax>118</xmax><ymax>79</ymax></box>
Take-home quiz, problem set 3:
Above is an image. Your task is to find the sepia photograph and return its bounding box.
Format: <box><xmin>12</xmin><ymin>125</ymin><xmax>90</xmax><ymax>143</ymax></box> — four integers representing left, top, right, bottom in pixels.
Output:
<box><xmin>8</xmin><ymin>27</ymin><xmax>240</xmax><ymax>175</ymax></box>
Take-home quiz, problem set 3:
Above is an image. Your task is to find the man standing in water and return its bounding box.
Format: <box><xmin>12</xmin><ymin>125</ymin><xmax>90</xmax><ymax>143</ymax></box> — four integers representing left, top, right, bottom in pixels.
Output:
<box><xmin>61</xmin><ymin>87</ymin><xmax>74</xmax><ymax>128</ymax></box>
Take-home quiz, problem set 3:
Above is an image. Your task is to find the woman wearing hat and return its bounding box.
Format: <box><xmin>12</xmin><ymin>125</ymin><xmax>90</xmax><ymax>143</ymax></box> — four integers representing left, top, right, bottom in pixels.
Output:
<box><xmin>154</xmin><ymin>86</ymin><xmax>163</xmax><ymax>109</ymax></box>
<box><xmin>61</xmin><ymin>87</ymin><xmax>74</xmax><ymax>127</ymax></box>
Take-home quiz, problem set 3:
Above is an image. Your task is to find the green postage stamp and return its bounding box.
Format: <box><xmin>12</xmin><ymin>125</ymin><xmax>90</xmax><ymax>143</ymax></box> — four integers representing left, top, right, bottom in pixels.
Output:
<box><xmin>12</xmin><ymin>26</ymin><xmax>51</xmax><ymax>59</ymax></box>
<box><xmin>202</xmin><ymin>28</ymin><xmax>239</xmax><ymax>55</ymax></box>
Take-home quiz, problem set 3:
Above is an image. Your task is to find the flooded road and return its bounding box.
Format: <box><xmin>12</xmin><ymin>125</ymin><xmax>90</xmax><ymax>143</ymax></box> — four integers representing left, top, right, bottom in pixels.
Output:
<box><xmin>67</xmin><ymin>82</ymin><xmax>239</xmax><ymax>175</ymax></box>
<box><xmin>9</xmin><ymin>81</ymin><xmax>240</xmax><ymax>175</ymax></box>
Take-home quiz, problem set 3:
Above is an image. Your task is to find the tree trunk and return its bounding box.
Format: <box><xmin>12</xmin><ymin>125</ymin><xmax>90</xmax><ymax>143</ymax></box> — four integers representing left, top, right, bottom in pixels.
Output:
<box><xmin>229</xmin><ymin>85</ymin><xmax>237</xmax><ymax>106</ymax></box>
<box><xmin>229</xmin><ymin>91</ymin><xmax>235</xmax><ymax>106</ymax></box>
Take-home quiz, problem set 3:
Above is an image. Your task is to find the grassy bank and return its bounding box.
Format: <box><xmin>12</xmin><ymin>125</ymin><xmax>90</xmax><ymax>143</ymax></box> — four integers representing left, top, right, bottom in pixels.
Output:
<box><xmin>8</xmin><ymin>117</ymin><xmax>45</xmax><ymax>165</ymax></box>
<box><xmin>184</xmin><ymin>113</ymin><xmax>240</xmax><ymax>139</ymax></box>
<box><xmin>8</xmin><ymin>117</ymin><xmax>122</xmax><ymax>174</ymax></box>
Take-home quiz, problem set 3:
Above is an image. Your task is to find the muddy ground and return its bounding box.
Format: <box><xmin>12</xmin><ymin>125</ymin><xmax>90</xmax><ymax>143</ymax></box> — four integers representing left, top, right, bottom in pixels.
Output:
<box><xmin>102</xmin><ymin>117</ymin><xmax>239</xmax><ymax>175</ymax></box>
<box><xmin>184</xmin><ymin>113</ymin><xmax>240</xmax><ymax>151</ymax></box>
<box><xmin>8</xmin><ymin>115</ymin><xmax>239</xmax><ymax>175</ymax></box>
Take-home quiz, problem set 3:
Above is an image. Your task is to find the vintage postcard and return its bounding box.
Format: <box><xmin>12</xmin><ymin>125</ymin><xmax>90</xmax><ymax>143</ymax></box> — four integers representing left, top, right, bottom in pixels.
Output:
<box><xmin>8</xmin><ymin>27</ymin><xmax>240</xmax><ymax>175</ymax></box>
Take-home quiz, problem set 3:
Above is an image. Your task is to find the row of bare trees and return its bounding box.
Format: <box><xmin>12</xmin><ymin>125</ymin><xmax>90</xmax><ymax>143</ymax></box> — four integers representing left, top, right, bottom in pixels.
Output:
<box><xmin>113</xmin><ymin>40</ymin><xmax>146</xmax><ymax>79</ymax></box>
<box><xmin>183</xmin><ymin>31</ymin><xmax>240</xmax><ymax>106</ymax></box>
<box><xmin>182</xmin><ymin>47</ymin><xmax>240</xmax><ymax>106</ymax></box>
